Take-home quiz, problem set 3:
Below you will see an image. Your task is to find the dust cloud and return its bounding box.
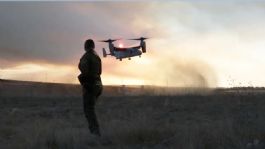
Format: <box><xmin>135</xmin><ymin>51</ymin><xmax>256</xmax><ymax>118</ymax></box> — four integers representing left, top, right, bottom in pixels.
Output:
<box><xmin>148</xmin><ymin>58</ymin><xmax>217</xmax><ymax>88</ymax></box>
<box><xmin>118</xmin><ymin>56</ymin><xmax>218</xmax><ymax>88</ymax></box>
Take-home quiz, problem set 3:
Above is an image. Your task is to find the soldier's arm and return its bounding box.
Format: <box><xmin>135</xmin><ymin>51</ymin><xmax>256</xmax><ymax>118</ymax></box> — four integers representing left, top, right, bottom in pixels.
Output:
<box><xmin>78</xmin><ymin>54</ymin><xmax>90</xmax><ymax>74</ymax></box>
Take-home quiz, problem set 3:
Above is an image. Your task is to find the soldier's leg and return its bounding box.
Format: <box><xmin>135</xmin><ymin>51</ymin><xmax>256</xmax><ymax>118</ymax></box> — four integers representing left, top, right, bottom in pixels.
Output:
<box><xmin>95</xmin><ymin>84</ymin><xmax>103</xmax><ymax>100</ymax></box>
<box><xmin>83</xmin><ymin>88</ymin><xmax>100</xmax><ymax>136</ymax></box>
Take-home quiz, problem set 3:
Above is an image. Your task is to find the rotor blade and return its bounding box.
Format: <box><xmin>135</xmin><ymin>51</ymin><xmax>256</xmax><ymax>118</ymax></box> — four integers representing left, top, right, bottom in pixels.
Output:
<box><xmin>128</xmin><ymin>37</ymin><xmax>149</xmax><ymax>41</ymax></box>
<box><xmin>98</xmin><ymin>38</ymin><xmax>121</xmax><ymax>43</ymax></box>
<box><xmin>98</xmin><ymin>40</ymin><xmax>109</xmax><ymax>43</ymax></box>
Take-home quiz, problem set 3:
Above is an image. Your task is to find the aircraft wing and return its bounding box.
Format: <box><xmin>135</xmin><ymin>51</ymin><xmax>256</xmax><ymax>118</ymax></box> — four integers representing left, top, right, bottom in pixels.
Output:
<box><xmin>114</xmin><ymin>47</ymin><xmax>127</xmax><ymax>51</ymax></box>
<box><xmin>114</xmin><ymin>46</ymin><xmax>141</xmax><ymax>51</ymax></box>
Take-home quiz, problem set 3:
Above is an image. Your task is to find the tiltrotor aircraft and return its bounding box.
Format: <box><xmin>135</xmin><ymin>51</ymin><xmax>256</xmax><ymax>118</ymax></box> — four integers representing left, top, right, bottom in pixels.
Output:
<box><xmin>100</xmin><ymin>37</ymin><xmax>148</xmax><ymax>61</ymax></box>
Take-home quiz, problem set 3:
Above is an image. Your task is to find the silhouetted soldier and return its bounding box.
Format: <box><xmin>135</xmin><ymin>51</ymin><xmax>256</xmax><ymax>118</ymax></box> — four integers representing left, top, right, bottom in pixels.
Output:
<box><xmin>78</xmin><ymin>39</ymin><xmax>103</xmax><ymax>136</ymax></box>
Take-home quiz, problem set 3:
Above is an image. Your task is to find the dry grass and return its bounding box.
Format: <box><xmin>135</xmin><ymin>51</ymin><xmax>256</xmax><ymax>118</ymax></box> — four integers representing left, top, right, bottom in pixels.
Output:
<box><xmin>1</xmin><ymin>90</ymin><xmax>265</xmax><ymax>149</ymax></box>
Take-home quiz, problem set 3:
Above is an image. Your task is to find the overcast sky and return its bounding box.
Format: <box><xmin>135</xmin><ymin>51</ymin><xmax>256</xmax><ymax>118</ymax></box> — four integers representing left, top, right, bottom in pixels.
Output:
<box><xmin>1</xmin><ymin>1</ymin><xmax>265</xmax><ymax>87</ymax></box>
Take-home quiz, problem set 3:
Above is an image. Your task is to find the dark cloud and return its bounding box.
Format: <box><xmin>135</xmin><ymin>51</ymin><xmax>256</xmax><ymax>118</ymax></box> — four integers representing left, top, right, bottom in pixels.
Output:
<box><xmin>0</xmin><ymin>2</ymin><xmax>83</xmax><ymax>65</ymax></box>
<box><xmin>0</xmin><ymin>1</ymin><xmax>165</xmax><ymax>67</ymax></box>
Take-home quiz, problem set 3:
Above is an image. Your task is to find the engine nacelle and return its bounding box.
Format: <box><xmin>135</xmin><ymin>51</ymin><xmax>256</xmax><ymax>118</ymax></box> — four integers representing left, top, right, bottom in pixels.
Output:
<box><xmin>141</xmin><ymin>41</ymin><xmax>146</xmax><ymax>53</ymax></box>
<box><xmin>109</xmin><ymin>43</ymin><xmax>115</xmax><ymax>55</ymax></box>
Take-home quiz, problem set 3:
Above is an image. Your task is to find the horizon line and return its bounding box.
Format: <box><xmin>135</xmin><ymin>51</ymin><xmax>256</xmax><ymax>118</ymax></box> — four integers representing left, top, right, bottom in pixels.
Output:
<box><xmin>1</xmin><ymin>78</ymin><xmax>264</xmax><ymax>89</ymax></box>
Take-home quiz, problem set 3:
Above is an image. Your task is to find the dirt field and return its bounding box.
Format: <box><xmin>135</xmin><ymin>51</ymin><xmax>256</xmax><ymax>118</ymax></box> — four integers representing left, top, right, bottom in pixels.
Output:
<box><xmin>0</xmin><ymin>80</ymin><xmax>265</xmax><ymax>149</ymax></box>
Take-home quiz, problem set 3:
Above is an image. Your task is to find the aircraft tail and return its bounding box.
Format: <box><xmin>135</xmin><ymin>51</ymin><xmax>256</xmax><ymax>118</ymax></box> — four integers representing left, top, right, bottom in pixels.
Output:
<box><xmin>103</xmin><ymin>48</ymin><xmax>107</xmax><ymax>57</ymax></box>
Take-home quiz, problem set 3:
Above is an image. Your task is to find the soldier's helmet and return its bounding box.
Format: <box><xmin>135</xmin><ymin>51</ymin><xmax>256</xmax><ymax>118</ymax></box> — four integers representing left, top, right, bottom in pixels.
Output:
<box><xmin>84</xmin><ymin>39</ymin><xmax>95</xmax><ymax>52</ymax></box>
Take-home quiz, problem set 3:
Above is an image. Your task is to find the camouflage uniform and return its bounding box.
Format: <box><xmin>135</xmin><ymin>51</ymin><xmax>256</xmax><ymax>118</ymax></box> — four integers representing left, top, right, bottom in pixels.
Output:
<box><xmin>78</xmin><ymin>51</ymin><xmax>102</xmax><ymax>136</ymax></box>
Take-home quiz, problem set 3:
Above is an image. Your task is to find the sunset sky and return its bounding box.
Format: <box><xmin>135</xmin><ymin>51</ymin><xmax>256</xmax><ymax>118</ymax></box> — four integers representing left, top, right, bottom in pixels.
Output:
<box><xmin>1</xmin><ymin>1</ymin><xmax>265</xmax><ymax>87</ymax></box>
